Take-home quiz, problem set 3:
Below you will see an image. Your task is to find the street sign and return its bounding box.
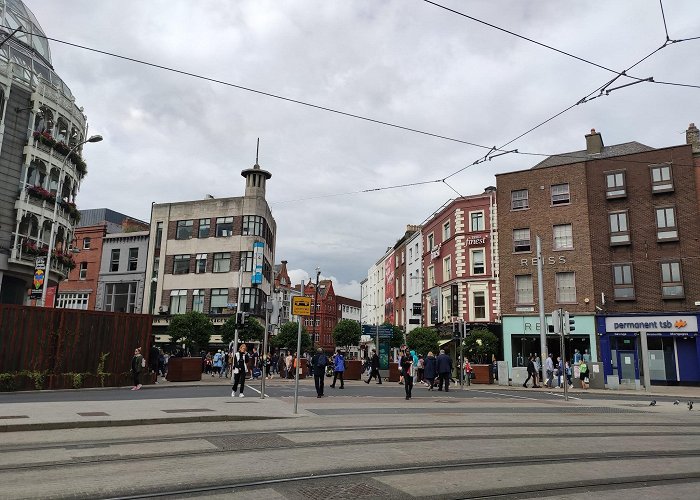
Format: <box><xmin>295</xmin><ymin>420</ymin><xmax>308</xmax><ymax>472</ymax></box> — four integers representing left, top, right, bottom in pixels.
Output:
<box><xmin>361</xmin><ymin>324</ymin><xmax>393</xmax><ymax>337</ymax></box>
<box><xmin>291</xmin><ymin>296</ymin><xmax>311</xmax><ymax>316</ymax></box>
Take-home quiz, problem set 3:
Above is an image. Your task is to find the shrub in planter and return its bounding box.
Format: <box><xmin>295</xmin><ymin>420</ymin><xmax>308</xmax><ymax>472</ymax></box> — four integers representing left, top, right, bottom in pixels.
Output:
<box><xmin>0</xmin><ymin>373</ymin><xmax>16</xmax><ymax>392</ymax></box>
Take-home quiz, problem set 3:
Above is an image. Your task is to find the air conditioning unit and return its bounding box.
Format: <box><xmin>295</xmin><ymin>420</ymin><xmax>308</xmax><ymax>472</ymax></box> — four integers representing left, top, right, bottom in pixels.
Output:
<box><xmin>158</xmin><ymin>305</ymin><xmax>169</xmax><ymax>314</ymax></box>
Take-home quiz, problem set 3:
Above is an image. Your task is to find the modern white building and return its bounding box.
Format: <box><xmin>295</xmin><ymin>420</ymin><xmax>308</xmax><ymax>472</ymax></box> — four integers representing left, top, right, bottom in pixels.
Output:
<box><xmin>143</xmin><ymin>161</ymin><xmax>276</xmax><ymax>341</ymax></box>
<box><xmin>404</xmin><ymin>228</ymin><xmax>423</xmax><ymax>333</ymax></box>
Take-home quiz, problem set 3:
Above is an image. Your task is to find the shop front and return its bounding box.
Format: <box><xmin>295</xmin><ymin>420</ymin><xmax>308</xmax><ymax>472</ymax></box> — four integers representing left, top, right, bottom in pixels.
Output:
<box><xmin>502</xmin><ymin>314</ymin><xmax>597</xmax><ymax>377</ymax></box>
<box><xmin>598</xmin><ymin>314</ymin><xmax>700</xmax><ymax>388</ymax></box>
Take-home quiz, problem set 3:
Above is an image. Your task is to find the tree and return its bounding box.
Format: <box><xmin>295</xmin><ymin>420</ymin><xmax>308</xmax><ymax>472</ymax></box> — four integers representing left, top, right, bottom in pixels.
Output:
<box><xmin>221</xmin><ymin>316</ymin><xmax>265</xmax><ymax>346</ymax></box>
<box><xmin>462</xmin><ymin>328</ymin><xmax>499</xmax><ymax>364</ymax></box>
<box><xmin>332</xmin><ymin>319</ymin><xmax>361</xmax><ymax>352</ymax></box>
<box><xmin>406</xmin><ymin>327</ymin><xmax>440</xmax><ymax>356</ymax></box>
<box><xmin>271</xmin><ymin>321</ymin><xmax>311</xmax><ymax>352</ymax></box>
<box><xmin>167</xmin><ymin>312</ymin><xmax>213</xmax><ymax>353</ymax></box>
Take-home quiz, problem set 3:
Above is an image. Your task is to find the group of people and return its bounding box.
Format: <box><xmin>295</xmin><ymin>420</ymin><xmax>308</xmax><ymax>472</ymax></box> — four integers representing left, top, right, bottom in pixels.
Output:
<box><xmin>523</xmin><ymin>349</ymin><xmax>591</xmax><ymax>390</ymax></box>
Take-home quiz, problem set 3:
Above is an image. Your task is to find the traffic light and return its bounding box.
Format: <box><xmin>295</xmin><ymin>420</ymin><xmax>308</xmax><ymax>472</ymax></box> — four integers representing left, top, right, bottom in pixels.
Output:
<box><xmin>549</xmin><ymin>310</ymin><xmax>561</xmax><ymax>334</ymax></box>
<box><xmin>452</xmin><ymin>321</ymin><xmax>461</xmax><ymax>341</ymax></box>
<box><xmin>564</xmin><ymin>311</ymin><xmax>575</xmax><ymax>334</ymax></box>
<box><xmin>236</xmin><ymin>312</ymin><xmax>248</xmax><ymax>326</ymax></box>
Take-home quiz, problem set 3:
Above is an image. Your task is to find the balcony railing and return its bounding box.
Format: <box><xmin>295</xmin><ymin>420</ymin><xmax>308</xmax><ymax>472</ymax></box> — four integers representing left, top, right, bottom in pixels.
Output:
<box><xmin>11</xmin><ymin>233</ymin><xmax>75</xmax><ymax>276</ymax></box>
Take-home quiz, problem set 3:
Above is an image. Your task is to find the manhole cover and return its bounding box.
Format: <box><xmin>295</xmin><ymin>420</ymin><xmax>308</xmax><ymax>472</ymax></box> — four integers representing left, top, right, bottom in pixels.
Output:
<box><xmin>206</xmin><ymin>434</ymin><xmax>293</xmax><ymax>450</ymax></box>
<box><xmin>298</xmin><ymin>482</ymin><xmax>387</xmax><ymax>499</ymax></box>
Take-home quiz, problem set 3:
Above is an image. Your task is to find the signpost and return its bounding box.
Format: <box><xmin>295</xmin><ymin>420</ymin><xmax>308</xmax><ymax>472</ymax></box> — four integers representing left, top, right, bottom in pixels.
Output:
<box><xmin>292</xmin><ymin>286</ymin><xmax>309</xmax><ymax>414</ymax></box>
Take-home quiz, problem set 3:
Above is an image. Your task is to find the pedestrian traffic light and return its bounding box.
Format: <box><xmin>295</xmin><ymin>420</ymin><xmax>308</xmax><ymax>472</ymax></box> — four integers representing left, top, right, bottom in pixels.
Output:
<box><xmin>452</xmin><ymin>320</ymin><xmax>461</xmax><ymax>341</ymax></box>
<box><xmin>550</xmin><ymin>310</ymin><xmax>561</xmax><ymax>334</ymax></box>
<box><xmin>564</xmin><ymin>311</ymin><xmax>575</xmax><ymax>334</ymax></box>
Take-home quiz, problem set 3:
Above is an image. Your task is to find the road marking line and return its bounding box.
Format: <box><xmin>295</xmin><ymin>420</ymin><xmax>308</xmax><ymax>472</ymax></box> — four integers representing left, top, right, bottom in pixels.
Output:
<box><xmin>546</xmin><ymin>391</ymin><xmax>581</xmax><ymax>400</ymax></box>
<box><xmin>472</xmin><ymin>390</ymin><xmax>539</xmax><ymax>401</ymax></box>
<box><xmin>244</xmin><ymin>386</ymin><xmax>272</xmax><ymax>398</ymax></box>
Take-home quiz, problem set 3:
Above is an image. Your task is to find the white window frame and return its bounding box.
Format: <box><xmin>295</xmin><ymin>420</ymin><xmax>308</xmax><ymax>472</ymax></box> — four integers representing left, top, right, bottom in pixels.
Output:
<box><xmin>79</xmin><ymin>261</ymin><xmax>87</xmax><ymax>280</ymax></box>
<box><xmin>515</xmin><ymin>275</ymin><xmax>534</xmax><ymax>305</ymax></box>
<box><xmin>442</xmin><ymin>220</ymin><xmax>451</xmax><ymax>241</ymax></box>
<box><xmin>82</xmin><ymin>237</ymin><xmax>91</xmax><ymax>250</ymax></box>
<box><xmin>470</xmin><ymin>248</ymin><xmax>485</xmax><ymax>275</ymax></box>
<box><xmin>213</xmin><ymin>252</ymin><xmax>231</xmax><ymax>273</ymax></box>
<box><xmin>443</xmin><ymin>256</ymin><xmax>452</xmax><ymax>281</ymax></box>
<box><xmin>513</xmin><ymin>228</ymin><xmax>531</xmax><ymax>253</ymax></box>
<box><xmin>469</xmin><ymin>210</ymin><xmax>485</xmax><ymax>232</ymax></box>
<box><xmin>210</xmin><ymin>288</ymin><xmax>228</xmax><ymax>313</ymax></box>
<box><xmin>471</xmin><ymin>290</ymin><xmax>487</xmax><ymax>320</ymax></box>
<box><xmin>192</xmin><ymin>289</ymin><xmax>204</xmax><ymax>312</ymax></box>
<box><xmin>511</xmin><ymin>189</ymin><xmax>529</xmax><ymax>210</ymax></box>
<box><xmin>551</xmin><ymin>183</ymin><xmax>570</xmax><ymax>205</ymax></box>
<box><xmin>555</xmin><ymin>272</ymin><xmax>577</xmax><ymax>304</ymax></box>
<box><xmin>195</xmin><ymin>253</ymin><xmax>207</xmax><ymax>274</ymax></box>
<box><xmin>169</xmin><ymin>289</ymin><xmax>187</xmax><ymax>314</ymax></box>
<box><xmin>553</xmin><ymin>224</ymin><xmax>573</xmax><ymax>250</ymax></box>
<box><xmin>427</xmin><ymin>265</ymin><xmax>435</xmax><ymax>287</ymax></box>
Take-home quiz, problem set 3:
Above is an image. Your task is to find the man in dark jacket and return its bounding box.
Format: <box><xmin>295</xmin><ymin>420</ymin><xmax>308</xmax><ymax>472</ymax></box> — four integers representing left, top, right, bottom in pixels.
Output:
<box><xmin>311</xmin><ymin>348</ymin><xmax>328</xmax><ymax>398</ymax></box>
<box><xmin>523</xmin><ymin>355</ymin><xmax>540</xmax><ymax>388</ymax></box>
<box><xmin>436</xmin><ymin>349</ymin><xmax>453</xmax><ymax>392</ymax></box>
<box><xmin>364</xmin><ymin>349</ymin><xmax>382</xmax><ymax>384</ymax></box>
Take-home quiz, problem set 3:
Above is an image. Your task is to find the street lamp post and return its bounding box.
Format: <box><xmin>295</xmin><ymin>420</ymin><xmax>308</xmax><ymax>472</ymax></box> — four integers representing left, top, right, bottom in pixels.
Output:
<box><xmin>312</xmin><ymin>267</ymin><xmax>320</xmax><ymax>350</ymax></box>
<box><xmin>40</xmin><ymin>135</ymin><xmax>103</xmax><ymax>307</ymax></box>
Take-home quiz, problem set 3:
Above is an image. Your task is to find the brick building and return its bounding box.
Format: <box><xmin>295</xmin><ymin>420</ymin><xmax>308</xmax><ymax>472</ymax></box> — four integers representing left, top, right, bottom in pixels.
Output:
<box><xmin>143</xmin><ymin>162</ymin><xmax>276</xmax><ymax>342</ymax></box>
<box><xmin>56</xmin><ymin>209</ymin><xmax>148</xmax><ymax>310</ymax></box>
<box><xmin>303</xmin><ymin>279</ymin><xmax>336</xmax><ymax>351</ymax></box>
<box><xmin>421</xmin><ymin>188</ymin><xmax>500</xmax><ymax>329</ymax></box>
<box><xmin>497</xmin><ymin>125</ymin><xmax>700</xmax><ymax>386</ymax></box>
<box><xmin>392</xmin><ymin>225</ymin><xmax>419</xmax><ymax>331</ymax></box>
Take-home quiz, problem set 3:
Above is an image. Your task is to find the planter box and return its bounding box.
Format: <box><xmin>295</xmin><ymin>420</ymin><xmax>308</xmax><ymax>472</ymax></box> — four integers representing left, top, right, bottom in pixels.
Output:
<box><xmin>166</xmin><ymin>357</ymin><xmax>202</xmax><ymax>382</ymax></box>
<box><xmin>471</xmin><ymin>364</ymin><xmax>494</xmax><ymax>384</ymax></box>
<box><xmin>344</xmin><ymin>359</ymin><xmax>363</xmax><ymax>380</ymax></box>
<box><xmin>388</xmin><ymin>362</ymin><xmax>400</xmax><ymax>382</ymax></box>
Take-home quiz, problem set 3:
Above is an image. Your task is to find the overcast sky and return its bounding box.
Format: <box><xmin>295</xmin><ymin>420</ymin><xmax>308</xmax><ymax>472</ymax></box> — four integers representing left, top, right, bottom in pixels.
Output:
<box><xmin>29</xmin><ymin>0</ymin><xmax>699</xmax><ymax>299</ymax></box>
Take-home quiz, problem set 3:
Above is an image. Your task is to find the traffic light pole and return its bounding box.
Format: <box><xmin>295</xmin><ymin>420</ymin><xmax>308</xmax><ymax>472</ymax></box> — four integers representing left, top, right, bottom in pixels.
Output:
<box><xmin>559</xmin><ymin>308</ymin><xmax>568</xmax><ymax>402</ymax></box>
<box><xmin>460</xmin><ymin>320</ymin><xmax>465</xmax><ymax>390</ymax></box>
<box><xmin>536</xmin><ymin>236</ymin><xmax>547</xmax><ymax>382</ymax></box>
<box><xmin>293</xmin><ymin>280</ymin><xmax>304</xmax><ymax>414</ymax></box>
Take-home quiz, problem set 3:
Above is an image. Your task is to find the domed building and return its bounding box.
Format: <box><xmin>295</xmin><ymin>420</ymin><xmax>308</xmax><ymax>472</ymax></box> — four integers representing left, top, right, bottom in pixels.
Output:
<box><xmin>0</xmin><ymin>0</ymin><xmax>94</xmax><ymax>304</ymax></box>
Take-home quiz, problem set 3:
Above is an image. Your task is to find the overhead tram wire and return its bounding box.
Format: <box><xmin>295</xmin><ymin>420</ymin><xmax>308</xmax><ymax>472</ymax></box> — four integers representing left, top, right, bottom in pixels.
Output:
<box><xmin>3</xmin><ymin>26</ymin><xmax>498</xmax><ymax>154</ymax></box>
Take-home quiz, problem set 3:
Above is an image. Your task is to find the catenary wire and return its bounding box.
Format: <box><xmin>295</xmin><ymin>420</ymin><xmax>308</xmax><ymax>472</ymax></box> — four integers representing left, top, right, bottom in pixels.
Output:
<box><xmin>0</xmin><ymin>25</ymin><xmax>499</xmax><ymax>153</ymax></box>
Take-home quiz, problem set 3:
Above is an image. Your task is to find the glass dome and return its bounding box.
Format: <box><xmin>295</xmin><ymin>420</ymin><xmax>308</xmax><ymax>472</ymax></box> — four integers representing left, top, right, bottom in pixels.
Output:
<box><xmin>0</xmin><ymin>0</ymin><xmax>51</xmax><ymax>66</ymax></box>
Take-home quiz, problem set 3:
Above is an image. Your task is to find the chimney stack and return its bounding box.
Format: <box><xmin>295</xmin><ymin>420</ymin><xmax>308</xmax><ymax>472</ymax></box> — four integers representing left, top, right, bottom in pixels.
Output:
<box><xmin>585</xmin><ymin>128</ymin><xmax>604</xmax><ymax>155</ymax></box>
<box><xmin>686</xmin><ymin>123</ymin><xmax>700</xmax><ymax>154</ymax></box>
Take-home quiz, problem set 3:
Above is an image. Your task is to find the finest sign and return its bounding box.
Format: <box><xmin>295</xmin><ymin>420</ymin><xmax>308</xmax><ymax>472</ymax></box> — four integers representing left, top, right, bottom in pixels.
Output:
<box><xmin>292</xmin><ymin>296</ymin><xmax>312</xmax><ymax>316</ymax></box>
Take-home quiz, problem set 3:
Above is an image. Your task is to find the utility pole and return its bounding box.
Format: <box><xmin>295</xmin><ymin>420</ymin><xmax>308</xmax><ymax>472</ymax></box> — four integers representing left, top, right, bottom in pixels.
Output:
<box><xmin>261</xmin><ymin>299</ymin><xmax>273</xmax><ymax>399</ymax></box>
<box><xmin>293</xmin><ymin>281</ymin><xmax>304</xmax><ymax>414</ymax></box>
<box><xmin>536</xmin><ymin>236</ymin><xmax>547</xmax><ymax>381</ymax></box>
<box><xmin>312</xmin><ymin>267</ymin><xmax>320</xmax><ymax>349</ymax></box>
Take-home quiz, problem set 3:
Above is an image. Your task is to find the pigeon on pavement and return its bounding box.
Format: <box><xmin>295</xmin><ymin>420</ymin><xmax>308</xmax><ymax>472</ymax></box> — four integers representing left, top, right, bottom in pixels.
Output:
<box><xmin>689</xmin><ymin>401</ymin><xmax>694</xmax><ymax>411</ymax></box>
<box><xmin>649</xmin><ymin>400</ymin><xmax>656</xmax><ymax>406</ymax></box>
<box><xmin>674</xmin><ymin>400</ymin><xmax>680</xmax><ymax>405</ymax></box>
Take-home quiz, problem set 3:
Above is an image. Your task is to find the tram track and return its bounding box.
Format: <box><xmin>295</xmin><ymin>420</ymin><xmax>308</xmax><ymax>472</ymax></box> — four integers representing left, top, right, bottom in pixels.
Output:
<box><xmin>98</xmin><ymin>451</ymin><xmax>700</xmax><ymax>499</ymax></box>
<box><xmin>3</xmin><ymin>420</ymin><xmax>696</xmax><ymax>453</ymax></box>
<box><xmin>2</xmin><ymin>425</ymin><xmax>700</xmax><ymax>473</ymax></box>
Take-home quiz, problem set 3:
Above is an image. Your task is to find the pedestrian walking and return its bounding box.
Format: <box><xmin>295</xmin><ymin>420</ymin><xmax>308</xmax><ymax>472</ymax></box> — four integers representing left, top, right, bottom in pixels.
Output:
<box><xmin>231</xmin><ymin>345</ymin><xmax>250</xmax><ymax>398</ymax></box>
<box><xmin>544</xmin><ymin>353</ymin><xmax>554</xmax><ymax>388</ymax></box>
<box><xmin>565</xmin><ymin>361</ymin><xmax>573</xmax><ymax>388</ymax></box>
<box><xmin>416</xmin><ymin>354</ymin><xmax>425</xmax><ymax>384</ymax></box>
<box><xmin>398</xmin><ymin>347</ymin><xmax>405</xmax><ymax>385</ymax></box>
<box><xmin>212</xmin><ymin>350</ymin><xmax>223</xmax><ymax>377</ymax></box>
<box><xmin>264</xmin><ymin>354</ymin><xmax>272</xmax><ymax>379</ymax></box>
<box><xmin>311</xmin><ymin>348</ymin><xmax>328</xmax><ymax>397</ymax></box>
<box><xmin>271</xmin><ymin>352</ymin><xmax>279</xmax><ymax>377</ymax></box>
<box><xmin>400</xmin><ymin>349</ymin><xmax>414</xmax><ymax>400</ymax></box>
<box><xmin>423</xmin><ymin>351</ymin><xmax>437</xmax><ymax>390</ymax></box>
<box><xmin>436</xmin><ymin>349</ymin><xmax>453</xmax><ymax>392</ymax></box>
<box><xmin>365</xmin><ymin>349</ymin><xmax>382</xmax><ymax>384</ymax></box>
<box><xmin>330</xmin><ymin>350</ymin><xmax>345</xmax><ymax>389</ymax></box>
<box><xmin>491</xmin><ymin>354</ymin><xmax>498</xmax><ymax>382</ymax></box>
<box><xmin>285</xmin><ymin>352</ymin><xmax>293</xmax><ymax>379</ymax></box>
<box><xmin>523</xmin><ymin>355</ymin><xmax>540</xmax><ymax>388</ymax></box>
<box><xmin>131</xmin><ymin>347</ymin><xmax>144</xmax><ymax>390</ymax></box>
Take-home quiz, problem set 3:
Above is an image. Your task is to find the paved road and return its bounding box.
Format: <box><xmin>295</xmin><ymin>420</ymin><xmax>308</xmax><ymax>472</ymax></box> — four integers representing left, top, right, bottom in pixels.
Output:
<box><xmin>0</xmin><ymin>378</ymin><xmax>692</xmax><ymax>404</ymax></box>
<box><xmin>1</xmin><ymin>384</ymin><xmax>699</xmax><ymax>499</ymax></box>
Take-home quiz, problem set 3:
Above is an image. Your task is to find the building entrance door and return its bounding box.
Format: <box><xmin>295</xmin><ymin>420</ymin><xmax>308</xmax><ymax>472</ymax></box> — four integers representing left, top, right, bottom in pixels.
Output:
<box><xmin>617</xmin><ymin>350</ymin><xmax>638</xmax><ymax>384</ymax></box>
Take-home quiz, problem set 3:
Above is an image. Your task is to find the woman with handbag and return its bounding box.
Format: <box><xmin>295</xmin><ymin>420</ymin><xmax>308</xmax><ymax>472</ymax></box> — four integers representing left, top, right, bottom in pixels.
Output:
<box><xmin>231</xmin><ymin>345</ymin><xmax>250</xmax><ymax>398</ymax></box>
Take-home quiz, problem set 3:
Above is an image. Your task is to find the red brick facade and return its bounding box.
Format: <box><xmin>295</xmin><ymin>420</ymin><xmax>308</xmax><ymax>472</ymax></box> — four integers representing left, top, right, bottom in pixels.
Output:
<box><xmin>421</xmin><ymin>190</ymin><xmax>499</xmax><ymax>325</ymax></box>
<box><xmin>304</xmin><ymin>280</ymin><xmax>337</xmax><ymax>351</ymax></box>
<box><xmin>58</xmin><ymin>224</ymin><xmax>108</xmax><ymax>310</ymax></box>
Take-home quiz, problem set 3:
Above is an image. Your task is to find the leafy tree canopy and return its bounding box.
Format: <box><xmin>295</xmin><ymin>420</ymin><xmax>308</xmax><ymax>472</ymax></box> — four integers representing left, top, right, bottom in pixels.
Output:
<box><xmin>333</xmin><ymin>319</ymin><xmax>361</xmax><ymax>351</ymax></box>
<box><xmin>271</xmin><ymin>321</ymin><xmax>311</xmax><ymax>352</ymax></box>
<box><xmin>462</xmin><ymin>328</ymin><xmax>499</xmax><ymax>364</ymax></box>
<box><xmin>406</xmin><ymin>327</ymin><xmax>440</xmax><ymax>356</ymax></box>
<box><xmin>167</xmin><ymin>312</ymin><xmax>213</xmax><ymax>353</ymax></box>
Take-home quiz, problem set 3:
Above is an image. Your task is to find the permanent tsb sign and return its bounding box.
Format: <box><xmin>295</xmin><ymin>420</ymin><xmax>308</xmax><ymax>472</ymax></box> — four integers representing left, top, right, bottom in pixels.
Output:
<box><xmin>605</xmin><ymin>315</ymin><xmax>698</xmax><ymax>333</ymax></box>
